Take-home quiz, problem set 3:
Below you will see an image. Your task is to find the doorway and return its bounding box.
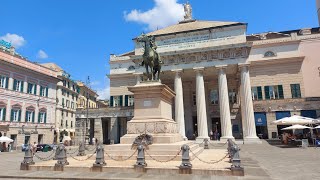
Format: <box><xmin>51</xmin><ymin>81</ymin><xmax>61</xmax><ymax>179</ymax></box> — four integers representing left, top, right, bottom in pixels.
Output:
<box><xmin>38</xmin><ymin>134</ymin><xmax>43</xmax><ymax>144</ymax></box>
<box><xmin>102</xmin><ymin>119</ymin><xmax>110</xmax><ymax>144</ymax></box>
<box><xmin>212</xmin><ymin>118</ymin><xmax>221</xmax><ymax>137</ymax></box>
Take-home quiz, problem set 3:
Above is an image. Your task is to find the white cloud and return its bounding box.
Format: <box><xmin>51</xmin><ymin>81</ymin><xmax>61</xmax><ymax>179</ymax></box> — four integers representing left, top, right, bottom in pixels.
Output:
<box><xmin>97</xmin><ymin>86</ymin><xmax>110</xmax><ymax>100</ymax></box>
<box><xmin>124</xmin><ymin>0</ymin><xmax>185</xmax><ymax>31</ymax></box>
<box><xmin>0</xmin><ymin>33</ymin><xmax>26</xmax><ymax>48</ymax></box>
<box><xmin>37</xmin><ymin>50</ymin><xmax>48</xmax><ymax>59</ymax></box>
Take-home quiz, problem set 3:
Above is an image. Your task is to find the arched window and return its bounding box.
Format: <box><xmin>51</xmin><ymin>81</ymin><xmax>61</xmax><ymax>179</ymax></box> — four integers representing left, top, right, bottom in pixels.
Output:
<box><xmin>264</xmin><ymin>51</ymin><xmax>276</xmax><ymax>57</ymax></box>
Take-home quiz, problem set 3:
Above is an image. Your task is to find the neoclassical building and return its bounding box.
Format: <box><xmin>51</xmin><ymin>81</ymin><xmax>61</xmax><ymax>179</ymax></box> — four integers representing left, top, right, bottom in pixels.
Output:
<box><xmin>0</xmin><ymin>44</ymin><xmax>59</xmax><ymax>148</ymax></box>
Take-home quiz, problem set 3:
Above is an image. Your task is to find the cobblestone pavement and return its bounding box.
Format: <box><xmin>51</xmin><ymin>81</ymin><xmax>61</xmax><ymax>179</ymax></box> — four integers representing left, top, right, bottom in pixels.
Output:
<box><xmin>0</xmin><ymin>141</ymin><xmax>319</xmax><ymax>179</ymax></box>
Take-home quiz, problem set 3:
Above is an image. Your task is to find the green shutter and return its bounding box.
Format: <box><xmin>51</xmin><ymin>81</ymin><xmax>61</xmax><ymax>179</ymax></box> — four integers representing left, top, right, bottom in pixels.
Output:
<box><xmin>46</xmin><ymin>87</ymin><xmax>49</xmax><ymax>97</ymax></box>
<box><xmin>264</xmin><ymin>86</ymin><xmax>270</xmax><ymax>99</ymax></box>
<box><xmin>25</xmin><ymin>111</ymin><xmax>28</xmax><ymax>122</ymax></box>
<box><xmin>278</xmin><ymin>85</ymin><xmax>284</xmax><ymax>99</ymax></box>
<box><xmin>125</xmin><ymin>95</ymin><xmax>129</xmax><ymax>106</ymax></box>
<box><xmin>120</xmin><ymin>96</ymin><xmax>123</xmax><ymax>107</ymax></box>
<box><xmin>2</xmin><ymin>108</ymin><xmax>6</xmax><ymax>121</ymax></box>
<box><xmin>32</xmin><ymin>112</ymin><xmax>35</xmax><ymax>123</ymax></box>
<box><xmin>34</xmin><ymin>84</ymin><xmax>37</xmax><ymax>95</ymax></box>
<box><xmin>290</xmin><ymin>84</ymin><xmax>295</xmax><ymax>98</ymax></box>
<box><xmin>5</xmin><ymin>77</ymin><xmax>9</xmax><ymax>89</ymax></box>
<box><xmin>110</xmin><ymin>96</ymin><xmax>114</xmax><ymax>107</ymax></box>
<box><xmin>18</xmin><ymin>110</ymin><xmax>21</xmax><ymax>122</ymax></box>
<box><xmin>10</xmin><ymin>109</ymin><xmax>13</xmax><ymax>122</ymax></box>
<box><xmin>20</xmin><ymin>81</ymin><xmax>24</xmax><ymax>92</ymax></box>
<box><xmin>257</xmin><ymin>87</ymin><xmax>263</xmax><ymax>100</ymax></box>
<box><xmin>296</xmin><ymin>84</ymin><xmax>301</xmax><ymax>98</ymax></box>
<box><xmin>38</xmin><ymin>113</ymin><xmax>40</xmax><ymax>123</ymax></box>
<box><xmin>13</xmin><ymin>79</ymin><xmax>17</xmax><ymax>91</ymax></box>
<box><xmin>44</xmin><ymin>113</ymin><xmax>47</xmax><ymax>124</ymax></box>
<box><xmin>40</xmin><ymin>86</ymin><xmax>43</xmax><ymax>96</ymax></box>
<box><xmin>27</xmin><ymin>83</ymin><xmax>30</xmax><ymax>93</ymax></box>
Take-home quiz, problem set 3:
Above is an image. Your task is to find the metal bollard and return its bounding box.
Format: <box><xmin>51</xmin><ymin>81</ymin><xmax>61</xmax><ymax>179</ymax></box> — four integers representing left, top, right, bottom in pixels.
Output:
<box><xmin>78</xmin><ymin>141</ymin><xmax>86</xmax><ymax>156</ymax></box>
<box><xmin>204</xmin><ymin>138</ymin><xmax>209</xmax><ymax>149</ymax></box>
<box><xmin>180</xmin><ymin>144</ymin><xmax>192</xmax><ymax>168</ymax></box>
<box><xmin>93</xmin><ymin>143</ymin><xmax>106</xmax><ymax>166</ymax></box>
<box><xmin>20</xmin><ymin>144</ymin><xmax>35</xmax><ymax>170</ymax></box>
<box><xmin>231</xmin><ymin>144</ymin><xmax>242</xmax><ymax>169</ymax></box>
<box><xmin>135</xmin><ymin>145</ymin><xmax>147</xmax><ymax>167</ymax></box>
<box><xmin>55</xmin><ymin>143</ymin><xmax>69</xmax><ymax>166</ymax></box>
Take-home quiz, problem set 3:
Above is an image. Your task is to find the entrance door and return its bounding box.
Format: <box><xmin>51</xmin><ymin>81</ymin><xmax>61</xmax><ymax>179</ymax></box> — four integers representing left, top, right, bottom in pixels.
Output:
<box><xmin>254</xmin><ymin>112</ymin><xmax>268</xmax><ymax>139</ymax></box>
<box><xmin>38</xmin><ymin>134</ymin><xmax>43</xmax><ymax>144</ymax></box>
<box><xmin>102</xmin><ymin>119</ymin><xmax>110</xmax><ymax>144</ymax></box>
<box><xmin>24</xmin><ymin>135</ymin><xmax>30</xmax><ymax>144</ymax></box>
<box><xmin>212</xmin><ymin>118</ymin><xmax>221</xmax><ymax>139</ymax></box>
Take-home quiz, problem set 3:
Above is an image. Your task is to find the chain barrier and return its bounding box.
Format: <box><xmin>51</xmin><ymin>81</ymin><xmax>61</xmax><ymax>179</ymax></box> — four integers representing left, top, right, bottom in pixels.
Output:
<box><xmin>34</xmin><ymin>150</ymin><xmax>56</xmax><ymax>161</ymax></box>
<box><xmin>69</xmin><ymin>152</ymin><xmax>96</xmax><ymax>161</ymax></box>
<box><xmin>67</xmin><ymin>148</ymin><xmax>79</xmax><ymax>155</ymax></box>
<box><xmin>207</xmin><ymin>140</ymin><xmax>228</xmax><ymax>147</ymax></box>
<box><xmin>145</xmin><ymin>149</ymin><xmax>181</xmax><ymax>163</ymax></box>
<box><xmin>105</xmin><ymin>149</ymin><xmax>137</xmax><ymax>161</ymax></box>
<box><xmin>85</xmin><ymin>145</ymin><xmax>97</xmax><ymax>152</ymax></box>
<box><xmin>189</xmin><ymin>149</ymin><xmax>229</xmax><ymax>164</ymax></box>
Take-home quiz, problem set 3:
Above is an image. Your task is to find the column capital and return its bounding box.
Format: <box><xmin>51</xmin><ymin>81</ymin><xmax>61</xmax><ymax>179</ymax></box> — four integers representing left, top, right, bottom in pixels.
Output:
<box><xmin>215</xmin><ymin>65</ymin><xmax>228</xmax><ymax>70</ymax></box>
<box><xmin>238</xmin><ymin>63</ymin><xmax>251</xmax><ymax>69</ymax></box>
<box><xmin>193</xmin><ymin>67</ymin><xmax>205</xmax><ymax>72</ymax></box>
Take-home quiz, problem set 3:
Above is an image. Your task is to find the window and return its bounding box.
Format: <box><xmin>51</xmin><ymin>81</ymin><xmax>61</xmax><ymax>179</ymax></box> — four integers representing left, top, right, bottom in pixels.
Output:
<box><xmin>60</xmin><ymin>120</ymin><xmax>63</xmax><ymax>127</ymax></box>
<box><xmin>229</xmin><ymin>89</ymin><xmax>237</xmax><ymax>104</ymax></box>
<box><xmin>66</xmin><ymin>100</ymin><xmax>70</xmax><ymax>108</ymax></box>
<box><xmin>66</xmin><ymin>111</ymin><xmax>68</xmax><ymax>117</ymax></box>
<box><xmin>113</xmin><ymin>96</ymin><xmax>122</xmax><ymax>107</ymax></box>
<box><xmin>13</xmin><ymin>79</ymin><xmax>23</xmax><ymax>92</ymax></box>
<box><xmin>0</xmin><ymin>107</ymin><xmax>6</xmax><ymax>121</ymax></box>
<box><xmin>67</xmin><ymin>91</ymin><xmax>69</xmax><ymax>97</ymax></box>
<box><xmin>128</xmin><ymin>95</ymin><xmax>134</xmax><ymax>106</ymax></box>
<box><xmin>0</xmin><ymin>75</ymin><xmax>8</xmax><ymax>89</ymax></box>
<box><xmin>27</xmin><ymin>83</ymin><xmax>36</xmax><ymax>95</ymax></box>
<box><xmin>71</xmin><ymin>121</ymin><xmax>73</xmax><ymax>128</ymax></box>
<box><xmin>210</xmin><ymin>90</ymin><xmax>219</xmax><ymax>105</ymax></box>
<box><xmin>11</xmin><ymin>109</ymin><xmax>21</xmax><ymax>122</ymax></box>
<box><xmin>264</xmin><ymin>85</ymin><xmax>284</xmax><ymax>100</ymax></box>
<box><xmin>290</xmin><ymin>84</ymin><xmax>301</xmax><ymax>98</ymax></box>
<box><xmin>66</xmin><ymin>120</ymin><xmax>68</xmax><ymax>127</ymax></box>
<box><xmin>71</xmin><ymin>112</ymin><xmax>73</xmax><ymax>118</ymax></box>
<box><xmin>192</xmin><ymin>92</ymin><xmax>196</xmax><ymax>106</ymax></box>
<box><xmin>25</xmin><ymin>111</ymin><xmax>34</xmax><ymax>123</ymax></box>
<box><xmin>264</xmin><ymin>51</ymin><xmax>276</xmax><ymax>57</ymax></box>
<box><xmin>40</xmin><ymin>86</ymin><xmax>48</xmax><ymax>97</ymax></box>
<box><xmin>62</xmin><ymin>98</ymin><xmax>65</xmax><ymax>107</ymax></box>
<box><xmin>63</xmin><ymin>80</ymin><xmax>66</xmax><ymax>87</ymax></box>
<box><xmin>38</xmin><ymin>112</ymin><xmax>46</xmax><ymax>123</ymax></box>
<box><xmin>252</xmin><ymin>86</ymin><xmax>263</xmax><ymax>100</ymax></box>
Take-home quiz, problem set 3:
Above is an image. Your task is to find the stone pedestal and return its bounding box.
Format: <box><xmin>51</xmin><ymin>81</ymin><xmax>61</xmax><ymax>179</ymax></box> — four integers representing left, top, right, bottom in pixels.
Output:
<box><xmin>120</xmin><ymin>81</ymin><xmax>184</xmax><ymax>144</ymax></box>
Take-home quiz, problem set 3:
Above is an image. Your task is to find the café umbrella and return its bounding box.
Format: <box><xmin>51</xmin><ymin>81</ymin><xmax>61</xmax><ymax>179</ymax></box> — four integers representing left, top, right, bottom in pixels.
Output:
<box><xmin>281</xmin><ymin>125</ymin><xmax>312</xmax><ymax>130</ymax></box>
<box><xmin>315</xmin><ymin>125</ymin><xmax>320</xmax><ymax>129</ymax></box>
<box><xmin>272</xmin><ymin>115</ymin><xmax>319</xmax><ymax>125</ymax></box>
<box><xmin>0</xmin><ymin>136</ymin><xmax>14</xmax><ymax>143</ymax></box>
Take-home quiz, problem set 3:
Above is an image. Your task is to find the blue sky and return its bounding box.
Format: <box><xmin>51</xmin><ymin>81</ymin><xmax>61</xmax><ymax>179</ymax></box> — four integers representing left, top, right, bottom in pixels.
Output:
<box><xmin>1</xmin><ymin>0</ymin><xmax>318</xmax><ymax>99</ymax></box>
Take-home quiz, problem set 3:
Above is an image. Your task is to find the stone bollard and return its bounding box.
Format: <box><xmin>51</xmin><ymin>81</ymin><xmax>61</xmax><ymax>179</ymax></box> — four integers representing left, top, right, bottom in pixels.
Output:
<box><xmin>179</xmin><ymin>144</ymin><xmax>192</xmax><ymax>174</ymax></box>
<box><xmin>230</xmin><ymin>144</ymin><xmax>244</xmax><ymax>176</ymax></box>
<box><xmin>54</xmin><ymin>143</ymin><xmax>69</xmax><ymax>171</ymax></box>
<box><xmin>78</xmin><ymin>141</ymin><xmax>86</xmax><ymax>156</ymax></box>
<box><xmin>134</xmin><ymin>145</ymin><xmax>147</xmax><ymax>172</ymax></box>
<box><xmin>20</xmin><ymin>144</ymin><xmax>35</xmax><ymax>170</ymax></box>
<box><xmin>204</xmin><ymin>138</ymin><xmax>209</xmax><ymax>149</ymax></box>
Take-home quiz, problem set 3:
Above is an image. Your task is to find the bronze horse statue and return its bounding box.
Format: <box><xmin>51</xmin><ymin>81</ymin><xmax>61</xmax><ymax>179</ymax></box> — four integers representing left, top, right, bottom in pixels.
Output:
<box><xmin>136</xmin><ymin>34</ymin><xmax>162</xmax><ymax>81</ymax></box>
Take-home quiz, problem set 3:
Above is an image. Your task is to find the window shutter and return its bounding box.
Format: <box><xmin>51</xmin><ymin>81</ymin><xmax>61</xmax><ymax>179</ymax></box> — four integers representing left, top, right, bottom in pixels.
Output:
<box><xmin>110</xmin><ymin>96</ymin><xmax>114</xmax><ymax>107</ymax></box>
<box><xmin>290</xmin><ymin>84</ymin><xmax>295</xmax><ymax>98</ymax></box>
<box><xmin>264</xmin><ymin>86</ymin><xmax>270</xmax><ymax>99</ymax></box>
<box><xmin>44</xmin><ymin>113</ymin><xmax>47</xmax><ymax>124</ymax></box>
<box><xmin>297</xmin><ymin>84</ymin><xmax>301</xmax><ymax>98</ymax></box>
<box><xmin>120</xmin><ymin>96</ymin><xmax>123</xmax><ymax>107</ymax></box>
<box><xmin>278</xmin><ymin>85</ymin><xmax>284</xmax><ymax>99</ymax></box>
<box><xmin>46</xmin><ymin>87</ymin><xmax>49</xmax><ymax>97</ymax></box>
<box><xmin>38</xmin><ymin>113</ymin><xmax>41</xmax><ymax>123</ymax></box>
<box><xmin>18</xmin><ymin>110</ymin><xmax>21</xmax><ymax>122</ymax></box>
<box><xmin>2</xmin><ymin>108</ymin><xmax>6</xmax><ymax>121</ymax></box>
<box><xmin>125</xmin><ymin>95</ymin><xmax>129</xmax><ymax>106</ymax></box>
<box><xmin>32</xmin><ymin>112</ymin><xmax>35</xmax><ymax>123</ymax></box>
<box><xmin>40</xmin><ymin>86</ymin><xmax>43</xmax><ymax>96</ymax></box>
<box><xmin>34</xmin><ymin>85</ymin><xmax>37</xmax><ymax>95</ymax></box>
<box><xmin>257</xmin><ymin>86</ymin><xmax>263</xmax><ymax>100</ymax></box>
<box><xmin>20</xmin><ymin>81</ymin><xmax>24</xmax><ymax>92</ymax></box>
<box><xmin>5</xmin><ymin>77</ymin><xmax>9</xmax><ymax>89</ymax></box>
<box><xmin>13</xmin><ymin>79</ymin><xmax>17</xmax><ymax>91</ymax></box>
<box><xmin>10</xmin><ymin>109</ymin><xmax>13</xmax><ymax>122</ymax></box>
<box><xmin>25</xmin><ymin>111</ymin><xmax>28</xmax><ymax>122</ymax></box>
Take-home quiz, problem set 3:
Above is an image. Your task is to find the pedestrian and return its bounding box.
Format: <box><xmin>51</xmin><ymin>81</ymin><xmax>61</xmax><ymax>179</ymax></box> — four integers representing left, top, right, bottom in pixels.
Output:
<box><xmin>210</xmin><ymin>129</ymin><xmax>213</xmax><ymax>140</ymax></box>
<box><xmin>217</xmin><ymin>131</ymin><xmax>220</xmax><ymax>141</ymax></box>
<box><xmin>8</xmin><ymin>143</ymin><xmax>11</xmax><ymax>152</ymax></box>
<box><xmin>32</xmin><ymin>142</ymin><xmax>37</xmax><ymax>155</ymax></box>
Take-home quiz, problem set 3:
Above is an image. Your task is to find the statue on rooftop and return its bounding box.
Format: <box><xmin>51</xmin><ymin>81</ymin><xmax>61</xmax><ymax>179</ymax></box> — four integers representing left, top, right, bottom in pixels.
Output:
<box><xmin>184</xmin><ymin>1</ymin><xmax>193</xmax><ymax>21</ymax></box>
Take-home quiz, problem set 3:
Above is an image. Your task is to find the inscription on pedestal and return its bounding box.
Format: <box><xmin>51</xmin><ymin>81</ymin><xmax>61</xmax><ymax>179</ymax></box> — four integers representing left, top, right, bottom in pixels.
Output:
<box><xmin>143</xmin><ymin>100</ymin><xmax>152</xmax><ymax>107</ymax></box>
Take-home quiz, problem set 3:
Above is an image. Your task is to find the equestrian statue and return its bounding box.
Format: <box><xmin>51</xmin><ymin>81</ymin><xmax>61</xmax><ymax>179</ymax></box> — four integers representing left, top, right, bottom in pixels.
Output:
<box><xmin>136</xmin><ymin>34</ymin><xmax>163</xmax><ymax>81</ymax></box>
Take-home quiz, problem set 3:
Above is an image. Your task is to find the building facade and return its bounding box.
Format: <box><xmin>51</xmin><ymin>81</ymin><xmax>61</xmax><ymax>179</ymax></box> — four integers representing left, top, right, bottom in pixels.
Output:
<box><xmin>42</xmin><ymin>63</ymin><xmax>79</xmax><ymax>144</ymax></box>
<box><xmin>76</xmin><ymin>82</ymin><xmax>98</xmax><ymax>109</ymax></box>
<box><xmin>0</xmin><ymin>43</ymin><xmax>59</xmax><ymax>149</ymax></box>
<box><xmin>106</xmin><ymin>15</ymin><xmax>320</xmax><ymax>143</ymax></box>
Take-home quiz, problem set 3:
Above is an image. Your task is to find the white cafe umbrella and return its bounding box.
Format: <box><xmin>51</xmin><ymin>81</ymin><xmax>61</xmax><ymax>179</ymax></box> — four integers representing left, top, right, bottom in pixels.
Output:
<box><xmin>272</xmin><ymin>115</ymin><xmax>319</xmax><ymax>125</ymax></box>
<box><xmin>314</xmin><ymin>125</ymin><xmax>320</xmax><ymax>129</ymax></box>
<box><xmin>62</xmin><ymin>136</ymin><xmax>71</xmax><ymax>142</ymax></box>
<box><xmin>0</xmin><ymin>136</ymin><xmax>14</xmax><ymax>143</ymax></box>
<box><xmin>281</xmin><ymin>124</ymin><xmax>312</xmax><ymax>130</ymax></box>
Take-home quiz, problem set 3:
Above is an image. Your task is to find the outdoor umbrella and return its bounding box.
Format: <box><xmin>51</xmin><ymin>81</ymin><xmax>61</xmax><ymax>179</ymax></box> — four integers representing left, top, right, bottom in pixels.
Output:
<box><xmin>272</xmin><ymin>115</ymin><xmax>319</xmax><ymax>125</ymax></box>
<box><xmin>315</xmin><ymin>125</ymin><xmax>320</xmax><ymax>129</ymax></box>
<box><xmin>281</xmin><ymin>125</ymin><xmax>312</xmax><ymax>130</ymax></box>
<box><xmin>0</xmin><ymin>136</ymin><xmax>14</xmax><ymax>143</ymax></box>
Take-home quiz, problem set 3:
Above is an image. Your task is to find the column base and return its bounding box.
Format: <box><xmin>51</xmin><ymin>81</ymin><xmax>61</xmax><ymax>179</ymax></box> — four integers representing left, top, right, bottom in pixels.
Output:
<box><xmin>195</xmin><ymin>136</ymin><xmax>210</xmax><ymax>144</ymax></box>
<box><xmin>244</xmin><ymin>136</ymin><xmax>262</xmax><ymax>144</ymax></box>
<box><xmin>220</xmin><ymin>136</ymin><xmax>235</xmax><ymax>142</ymax></box>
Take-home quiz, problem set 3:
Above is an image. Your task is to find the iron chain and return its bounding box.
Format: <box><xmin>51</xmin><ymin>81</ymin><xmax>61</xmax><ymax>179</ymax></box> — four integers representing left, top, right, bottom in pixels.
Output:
<box><xmin>190</xmin><ymin>149</ymin><xmax>229</xmax><ymax>164</ymax></box>
<box><xmin>207</xmin><ymin>140</ymin><xmax>228</xmax><ymax>147</ymax></box>
<box><xmin>105</xmin><ymin>149</ymin><xmax>137</xmax><ymax>161</ymax></box>
<box><xmin>67</xmin><ymin>148</ymin><xmax>79</xmax><ymax>155</ymax></box>
<box><xmin>34</xmin><ymin>150</ymin><xmax>56</xmax><ymax>161</ymax></box>
<box><xmin>145</xmin><ymin>149</ymin><xmax>181</xmax><ymax>163</ymax></box>
<box><xmin>69</xmin><ymin>152</ymin><xmax>96</xmax><ymax>161</ymax></box>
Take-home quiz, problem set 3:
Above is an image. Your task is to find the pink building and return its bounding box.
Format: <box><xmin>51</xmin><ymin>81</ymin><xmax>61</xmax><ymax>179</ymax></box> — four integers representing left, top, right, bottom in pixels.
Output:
<box><xmin>0</xmin><ymin>44</ymin><xmax>59</xmax><ymax>150</ymax></box>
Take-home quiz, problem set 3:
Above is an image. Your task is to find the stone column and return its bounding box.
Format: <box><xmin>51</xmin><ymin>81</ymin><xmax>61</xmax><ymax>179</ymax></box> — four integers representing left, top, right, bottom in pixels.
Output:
<box><xmin>194</xmin><ymin>67</ymin><xmax>209</xmax><ymax>142</ymax></box>
<box><xmin>239</xmin><ymin>64</ymin><xmax>261</xmax><ymax>144</ymax></box>
<box><xmin>172</xmin><ymin>69</ymin><xmax>187</xmax><ymax>140</ymax></box>
<box><xmin>217</xmin><ymin>65</ymin><xmax>234</xmax><ymax>140</ymax></box>
<box><xmin>110</xmin><ymin>117</ymin><xmax>118</xmax><ymax>144</ymax></box>
<box><xmin>94</xmin><ymin>118</ymin><xmax>103</xmax><ymax>143</ymax></box>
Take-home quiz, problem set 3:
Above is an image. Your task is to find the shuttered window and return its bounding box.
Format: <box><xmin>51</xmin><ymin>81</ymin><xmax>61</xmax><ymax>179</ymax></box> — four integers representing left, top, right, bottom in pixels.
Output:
<box><xmin>0</xmin><ymin>75</ymin><xmax>8</xmax><ymax>89</ymax></box>
<box><xmin>264</xmin><ymin>85</ymin><xmax>284</xmax><ymax>100</ymax></box>
<box><xmin>0</xmin><ymin>107</ymin><xmax>6</xmax><ymax>121</ymax></box>
<box><xmin>252</xmin><ymin>86</ymin><xmax>263</xmax><ymax>100</ymax></box>
<box><xmin>290</xmin><ymin>84</ymin><xmax>301</xmax><ymax>98</ymax></box>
